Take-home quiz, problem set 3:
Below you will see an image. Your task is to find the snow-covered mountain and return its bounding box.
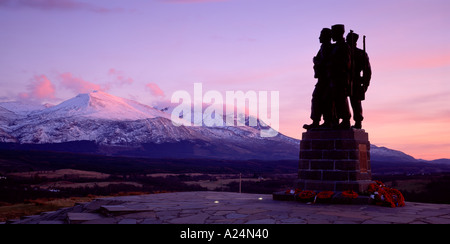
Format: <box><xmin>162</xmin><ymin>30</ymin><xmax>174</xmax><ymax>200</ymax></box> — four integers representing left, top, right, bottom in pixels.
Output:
<box><xmin>370</xmin><ymin>145</ymin><xmax>418</xmax><ymax>162</ymax></box>
<box><xmin>33</xmin><ymin>91</ymin><xmax>170</xmax><ymax>121</ymax></box>
<box><xmin>0</xmin><ymin>101</ymin><xmax>50</xmax><ymax>116</ymax></box>
<box><xmin>0</xmin><ymin>91</ymin><xmax>440</xmax><ymax>164</ymax></box>
<box><xmin>0</xmin><ymin>91</ymin><xmax>298</xmax><ymax>160</ymax></box>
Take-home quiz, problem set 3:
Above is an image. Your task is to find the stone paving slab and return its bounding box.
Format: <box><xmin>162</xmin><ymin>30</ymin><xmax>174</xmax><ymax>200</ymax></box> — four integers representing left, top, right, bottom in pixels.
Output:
<box><xmin>8</xmin><ymin>191</ymin><xmax>450</xmax><ymax>224</ymax></box>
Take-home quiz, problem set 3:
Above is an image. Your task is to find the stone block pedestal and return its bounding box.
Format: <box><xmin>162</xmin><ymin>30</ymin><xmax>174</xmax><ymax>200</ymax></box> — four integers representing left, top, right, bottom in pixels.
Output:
<box><xmin>295</xmin><ymin>129</ymin><xmax>374</xmax><ymax>193</ymax></box>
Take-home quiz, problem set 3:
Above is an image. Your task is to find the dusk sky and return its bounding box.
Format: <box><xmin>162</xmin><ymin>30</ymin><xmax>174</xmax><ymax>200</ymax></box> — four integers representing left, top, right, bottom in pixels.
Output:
<box><xmin>0</xmin><ymin>0</ymin><xmax>449</xmax><ymax>160</ymax></box>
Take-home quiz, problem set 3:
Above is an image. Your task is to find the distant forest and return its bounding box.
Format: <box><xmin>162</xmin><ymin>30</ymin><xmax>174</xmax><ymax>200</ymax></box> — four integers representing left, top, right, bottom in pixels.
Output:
<box><xmin>0</xmin><ymin>149</ymin><xmax>297</xmax><ymax>175</ymax></box>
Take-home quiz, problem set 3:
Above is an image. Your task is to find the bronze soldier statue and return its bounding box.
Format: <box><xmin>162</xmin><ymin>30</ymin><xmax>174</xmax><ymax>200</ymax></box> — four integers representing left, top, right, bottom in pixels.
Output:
<box><xmin>328</xmin><ymin>24</ymin><xmax>351</xmax><ymax>129</ymax></box>
<box><xmin>303</xmin><ymin>28</ymin><xmax>333</xmax><ymax>130</ymax></box>
<box><xmin>346</xmin><ymin>31</ymin><xmax>372</xmax><ymax>129</ymax></box>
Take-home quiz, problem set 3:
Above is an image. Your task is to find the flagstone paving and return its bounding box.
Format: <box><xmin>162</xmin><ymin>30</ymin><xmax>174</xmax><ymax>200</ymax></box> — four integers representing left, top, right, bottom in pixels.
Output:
<box><xmin>7</xmin><ymin>191</ymin><xmax>450</xmax><ymax>224</ymax></box>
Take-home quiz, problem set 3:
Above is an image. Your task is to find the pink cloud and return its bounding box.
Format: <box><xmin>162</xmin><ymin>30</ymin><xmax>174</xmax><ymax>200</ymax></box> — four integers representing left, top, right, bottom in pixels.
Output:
<box><xmin>145</xmin><ymin>83</ymin><xmax>165</xmax><ymax>97</ymax></box>
<box><xmin>408</xmin><ymin>53</ymin><xmax>450</xmax><ymax>69</ymax></box>
<box><xmin>19</xmin><ymin>74</ymin><xmax>56</xmax><ymax>101</ymax></box>
<box><xmin>108</xmin><ymin>68</ymin><xmax>134</xmax><ymax>86</ymax></box>
<box><xmin>376</xmin><ymin>51</ymin><xmax>450</xmax><ymax>71</ymax></box>
<box><xmin>56</xmin><ymin>69</ymin><xmax>134</xmax><ymax>96</ymax></box>
<box><xmin>59</xmin><ymin>72</ymin><xmax>103</xmax><ymax>94</ymax></box>
<box><xmin>0</xmin><ymin>0</ymin><xmax>123</xmax><ymax>13</ymax></box>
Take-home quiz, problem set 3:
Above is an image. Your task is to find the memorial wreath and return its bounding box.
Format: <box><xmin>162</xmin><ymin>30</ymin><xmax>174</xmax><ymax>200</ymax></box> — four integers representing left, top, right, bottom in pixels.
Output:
<box><xmin>368</xmin><ymin>181</ymin><xmax>405</xmax><ymax>208</ymax></box>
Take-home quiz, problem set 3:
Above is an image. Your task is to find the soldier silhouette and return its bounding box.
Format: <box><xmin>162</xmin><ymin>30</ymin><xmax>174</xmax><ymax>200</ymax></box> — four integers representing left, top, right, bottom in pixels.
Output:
<box><xmin>303</xmin><ymin>28</ymin><xmax>333</xmax><ymax>130</ymax></box>
<box><xmin>328</xmin><ymin>24</ymin><xmax>351</xmax><ymax>129</ymax></box>
<box><xmin>346</xmin><ymin>31</ymin><xmax>372</xmax><ymax>129</ymax></box>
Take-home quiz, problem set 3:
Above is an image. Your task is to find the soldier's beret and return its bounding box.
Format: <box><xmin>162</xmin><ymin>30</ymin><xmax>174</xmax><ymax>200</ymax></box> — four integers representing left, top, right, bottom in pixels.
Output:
<box><xmin>320</xmin><ymin>28</ymin><xmax>332</xmax><ymax>36</ymax></box>
<box><xmin>331</xmin><ymin>24</ymin><xmax>345</xmax><ymax>34</ymax></box>
<box><xmin>346</xmin><ymin>32</ymin><xmax>359</xmax><ymax>42</ymax></box>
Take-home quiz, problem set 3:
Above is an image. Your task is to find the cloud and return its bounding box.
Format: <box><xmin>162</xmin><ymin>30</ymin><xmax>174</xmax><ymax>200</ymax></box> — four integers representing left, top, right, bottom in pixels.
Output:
<box><xmin>145</xmin><ymin>83</ymin><xmax>165</xmax><ymax>97</ymax></box>
<box><xmin>18</xmin><ymin>74</ymin><xmax>56</xmax><ymax>101</ymax></box>
<box><xmin>51</xmin><ymin>69</ymin><xmax>134</xmax><ymax>96</ymax></box>
<box><xmin>0</xmin><ymin>0</ymin><xmax>123</xmax><ymax>13</ymax></box>
<box><xmin>108</xmin><ymin>68</ymin><xmax>134</xmax><ymax>86</ymax></box>
<box><xmin>376</xmin><ymin>51</ymin><xmax>450</xmax><ymax>72</ymax></box>
<box><xmin>58</xmin><ymin>72</ymin><xmax>103</xmax><ymax>94</ymax></box>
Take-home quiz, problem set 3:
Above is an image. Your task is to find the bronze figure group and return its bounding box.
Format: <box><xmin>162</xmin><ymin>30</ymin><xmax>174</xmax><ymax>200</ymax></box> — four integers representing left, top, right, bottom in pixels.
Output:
<box><xmin>304</xmin><ymin>24</ymin><xmax>372</xmax><ymax>130</ymax></box>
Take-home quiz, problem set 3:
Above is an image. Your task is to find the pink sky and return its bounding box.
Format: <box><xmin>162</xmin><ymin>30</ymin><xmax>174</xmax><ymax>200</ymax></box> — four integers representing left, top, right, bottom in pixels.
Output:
<box><xmin>0</xmin><ymin>0</ymin><xmax>449</xmax><ymax>160</ymax></box>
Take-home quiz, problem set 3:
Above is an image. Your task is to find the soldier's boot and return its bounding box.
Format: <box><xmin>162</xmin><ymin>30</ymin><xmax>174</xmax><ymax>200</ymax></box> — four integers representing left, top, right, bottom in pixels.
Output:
<box><xmin>352</xmin><ymin>121</ymin><xmax>362</xmax><ymax>129</ymax></box>
<box><xmin>338</xmin><ymin>120</ymin><xmax>351</xmax><ymax>130</ymax></box>
<box><xmin>319</xmin><ymin>120</ymin><xmax>333</xmax><ymax>129</ymax></box>
<box><xmin>303</xmin><ymin>120</ymin><xmax>320</xmax><ymax>130</ymax></box>
<box><xmin>331</xmin><ymin>119</ymin><xmax>340</xmax><ymax>130</ymax></box>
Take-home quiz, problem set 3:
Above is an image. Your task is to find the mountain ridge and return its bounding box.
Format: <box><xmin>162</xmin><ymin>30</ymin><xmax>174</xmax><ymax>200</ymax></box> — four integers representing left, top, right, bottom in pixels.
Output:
<box><xmin>0</xmin><ymin>91</ymin><xmax>447</xmax><ymax>163</ymax></box>
<box><xmin>29</xmin><ymin>90</ymin><xmax>171</xmax><ymax>121</ymax></box>
<box><xmin>0</xmin><ymin>91</ymin><xmax>298</xmax><ymax>160</ymax></box>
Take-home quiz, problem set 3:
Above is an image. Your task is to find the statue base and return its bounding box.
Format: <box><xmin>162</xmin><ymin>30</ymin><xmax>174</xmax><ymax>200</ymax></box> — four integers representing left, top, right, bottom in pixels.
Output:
<box><xmin>295</xmin><ymin>129</ymin><xmax>374</xmax><ymax>193</ymax></box>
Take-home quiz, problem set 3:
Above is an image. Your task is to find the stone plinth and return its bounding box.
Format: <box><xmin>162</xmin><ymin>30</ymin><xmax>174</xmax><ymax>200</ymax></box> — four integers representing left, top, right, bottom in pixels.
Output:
<box><xmin>295</xmin><ymin>129</ymin><xmax>373</xmax><ymax>193</ymax></box>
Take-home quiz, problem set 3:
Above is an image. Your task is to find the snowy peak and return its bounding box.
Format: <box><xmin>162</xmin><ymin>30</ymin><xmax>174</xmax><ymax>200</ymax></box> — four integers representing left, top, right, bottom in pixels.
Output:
<box><xmin>370</xmin><ymin>145</ymin><xmax>418</xmax><ymax>162</ymax></box>
<box><xmin>0</xmin><ymin>101</ymin><xmax>48</xmax><ymax>115</ymax></box>
<box><xmin>36</xmin><ymin>91</ymin><xmax>170</xmax><ymax>121</ymax></box>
